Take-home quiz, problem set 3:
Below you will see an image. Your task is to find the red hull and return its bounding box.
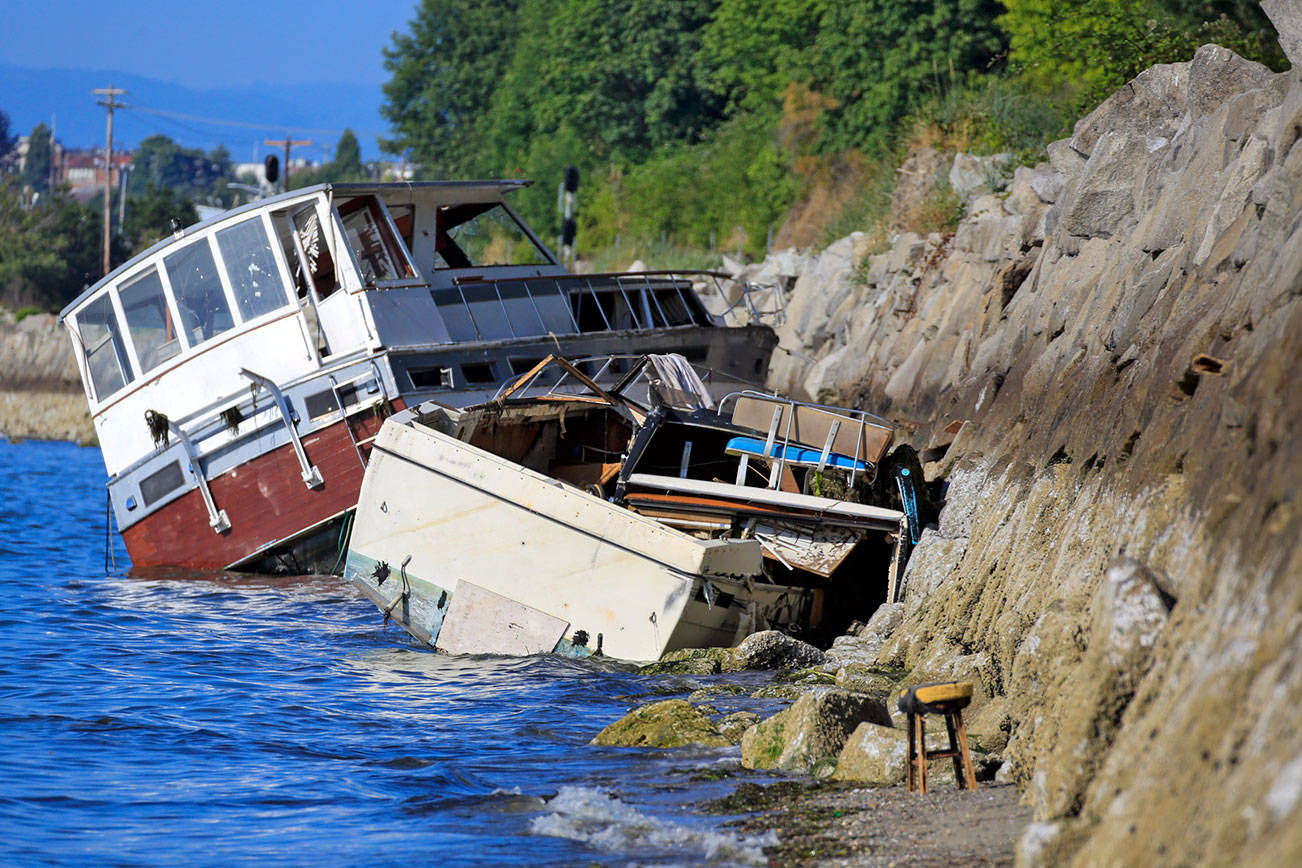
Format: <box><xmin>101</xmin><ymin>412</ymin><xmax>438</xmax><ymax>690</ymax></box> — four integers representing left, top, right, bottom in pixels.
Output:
<box><xmin>121</xmin><ymin>402</ymin><xmax>403</xmax><ymax>570</ymax></box>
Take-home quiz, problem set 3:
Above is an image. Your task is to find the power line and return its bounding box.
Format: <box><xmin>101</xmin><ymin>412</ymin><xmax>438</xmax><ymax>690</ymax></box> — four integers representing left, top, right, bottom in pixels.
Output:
<box><xmin>123</xmin><ymin>103</ymin><xmax>384</xmax><ymax>139</ymax></box>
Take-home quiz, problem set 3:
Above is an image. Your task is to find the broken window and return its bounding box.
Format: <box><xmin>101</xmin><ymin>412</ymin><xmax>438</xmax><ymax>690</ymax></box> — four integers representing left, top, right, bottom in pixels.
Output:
<box><xmin>338</xmin><ymin>196</ymin><xmax>413</xmax><ymax>285</ymax></box>
<box><xmin>292</xmin><ymin>205</ymin><xmax>340</xmax><ymax>299</ymax></box>
<box><xmin>433</xmin><ymin>203</ymin><xmax>551</xmax><ymax>270</ymax></box>
<box><xmin>216</xmin><ymin>216</ymin><xmax>291</xmax><ymax>321</ymax></box>
<box><xmin>165</xmin><ymin>238</ymin><xmax>235</xmax><ymax>345</ymax></box>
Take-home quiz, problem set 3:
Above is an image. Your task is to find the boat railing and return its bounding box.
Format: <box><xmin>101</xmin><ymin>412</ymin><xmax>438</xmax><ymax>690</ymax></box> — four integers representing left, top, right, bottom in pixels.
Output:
<box><xmin>719</xmin><ymin>280</ymin><xmax>788</xmax><ymax>326</ymax></box>
<box><xmin>489</xmin><ymin>353</ymin><xmax>723</xmax><ymax>405</ymax></box>
<box><xmin>435</xmin><ymin>271</ymin><xmax>782</xmax><ymax>341</ymax></box>
<box><xmin>117</xmin><ymin>357</ymin><xmax>388</xmax><ymax>532</ymax></box>
<box><xmin>714</xmin><ymin>390</ymin><xmax>895</xmax><ymax>490</ymax></box>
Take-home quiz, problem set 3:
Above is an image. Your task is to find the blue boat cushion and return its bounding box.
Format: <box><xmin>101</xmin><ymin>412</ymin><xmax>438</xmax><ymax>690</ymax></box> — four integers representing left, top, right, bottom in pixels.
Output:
<box><xmin>725</xmin><ymin>436</ymin><xmax>867</xmax><ymax>471</ymax></box>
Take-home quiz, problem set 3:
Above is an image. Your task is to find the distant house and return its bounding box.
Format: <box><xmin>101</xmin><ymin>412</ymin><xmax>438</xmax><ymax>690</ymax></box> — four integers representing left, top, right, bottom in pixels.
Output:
<box><xmin>56</xmin><ymin>149</ymin><xmax>133</xmax><ymax>200</ymax></box>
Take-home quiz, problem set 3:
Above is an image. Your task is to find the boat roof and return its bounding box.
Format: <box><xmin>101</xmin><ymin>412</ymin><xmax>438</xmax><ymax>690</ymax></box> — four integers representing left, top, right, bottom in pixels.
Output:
<box><xmin>58</xmin><ymin>179</ymin><xmax>534</xmax><ymax>321</ymax></box>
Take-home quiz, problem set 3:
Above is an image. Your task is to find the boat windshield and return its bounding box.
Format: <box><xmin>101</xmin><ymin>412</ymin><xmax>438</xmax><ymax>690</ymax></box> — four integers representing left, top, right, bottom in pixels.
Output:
<box><xmin>434</xmin><ymin>202</ymin><xmax>550</xmax><ymax>270</ymax></box>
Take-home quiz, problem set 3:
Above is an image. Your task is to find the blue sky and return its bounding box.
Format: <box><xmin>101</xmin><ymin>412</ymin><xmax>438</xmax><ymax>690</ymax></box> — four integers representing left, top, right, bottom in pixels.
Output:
<box><xmin>3</xmin><ymin>0</ymin><xmax>424</xmax><ymax>160</ymax></box>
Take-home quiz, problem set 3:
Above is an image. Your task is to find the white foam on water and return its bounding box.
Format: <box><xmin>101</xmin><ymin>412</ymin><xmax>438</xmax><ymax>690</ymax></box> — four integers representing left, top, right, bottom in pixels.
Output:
<box><xmin>529</xmin><ymin>785</ymin><xmax>776</xmax><ymax>865</ymax></box>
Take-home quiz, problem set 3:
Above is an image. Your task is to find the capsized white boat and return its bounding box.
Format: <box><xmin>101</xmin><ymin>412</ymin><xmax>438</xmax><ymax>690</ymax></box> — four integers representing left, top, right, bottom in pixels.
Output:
<box><xmin>344</xmin><ymin>354</ymin><xmax>917</xmax><ymax>660</ymax></box>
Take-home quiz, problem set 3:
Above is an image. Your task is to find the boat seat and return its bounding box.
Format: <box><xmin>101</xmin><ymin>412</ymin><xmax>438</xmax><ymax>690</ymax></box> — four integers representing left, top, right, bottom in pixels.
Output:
<box><xmin>725</xmin><ymin>435</ymin><xmax>867</xmax><ymax>472</ymax></box>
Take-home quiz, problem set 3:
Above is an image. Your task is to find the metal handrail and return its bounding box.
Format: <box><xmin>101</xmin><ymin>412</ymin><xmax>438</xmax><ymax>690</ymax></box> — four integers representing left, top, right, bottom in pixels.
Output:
<box><xmin>489</xmin><ymin>353</ymin><xmax>724</xmax><ymax>404</ymax></box>
<box><xmin>715</xmin><ymin>390</ymin><xmax>894</xmax><ymax>431</ymax></box>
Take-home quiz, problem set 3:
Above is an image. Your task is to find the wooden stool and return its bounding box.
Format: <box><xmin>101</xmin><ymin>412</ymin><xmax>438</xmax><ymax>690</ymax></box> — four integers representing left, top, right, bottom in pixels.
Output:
<box><xmin>898</xmin><ymin>681</ymin><xmax>977</xmax><ymax>793</ymax></box>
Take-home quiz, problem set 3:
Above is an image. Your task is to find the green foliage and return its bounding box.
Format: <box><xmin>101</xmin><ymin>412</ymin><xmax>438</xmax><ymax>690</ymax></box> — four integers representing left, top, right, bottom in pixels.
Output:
<box><xmin>128</xmin><ymin>134</ymin><xmax>235</xmax><ymax>205</ymax></box>
<box><xmin>381</xmin><ymin>0</ymin><xmax>522</xmax><ymax>175</ymax></box>
<box><xmin>1000</xmin><ymin>0</ymin><xmax>1286</xmax><ymax>108</ymax></box>
<box><xmin>908</xmin><ymin>74</ymin><xmax>1073</xmax><ymax>160</ymax></box>
<box><xmin>702</xmin><ymin>0</ymin><xmax>829</xmax><ymax>113</ymax></box>
<box><xmin>377</xmin><ymin>0</ymin><xmax>1282</xmax><ymax>266</ymax></box>
<box><xmin>581</xmin><ymin>112</ymin><xmax>795</xmax><ymax>259</ymax></box>
<box><xmin>290</xmin><ymin>129</ymin><xmax>370</xmax><ymax>188</ymax></box>
<box><xmin>0</xmin><ymin>179</ymin><xmax>107</xmax><ymax>310</ymax></box>
<box><xmin>810</xmin><ymin>0</ymin><xmax>1008</xmax><ymax>155</ymax></box>
<box><xmin>121</xmin><ymin>184</ymin><xmax>198</xmax><ymax>255</ymax></box>
<box><xmin>13</xmin><ymin>305</ymin><xmax>42</xmax><ymax>322</ymax></box>
<box><xmin>332</xmin><ymin>129</ymin><xmax>365</xmax><ymax>180</ymax></box>
<box><xmin>21</xmin><ymin>123</ymin><xmax>52</xmax><ymax>192</ymax></box>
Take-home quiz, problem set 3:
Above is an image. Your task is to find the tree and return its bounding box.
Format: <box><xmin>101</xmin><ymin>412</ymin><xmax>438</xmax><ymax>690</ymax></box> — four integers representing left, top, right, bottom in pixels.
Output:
<box><xmin>333</xmin><ymin>129</ymin><xmax>364</xmax><ymax>180</ymax></box>
<box><xmin>810</xmin><ymin>0</ymin><xmax>1007</xmax><ymax>154</ymax></box>
<box><xmin>0</xmin><ymin>109</ymin><xmax>15</xmax><ymax>161</ymax></box>
<box><xmin>381</xmin><ymin>0</ymin><xmax>522</xmax><ymax>176</ymax></box>
<box><xmin>21</xmin><ymin>122</ymin><xmax>52</xmax><ymax>192</ymax></box>
<box><xmin>1000</xmin><ymin>0</ymin><xmax>1285</xmax><ymax>104</ymax></box>
<box><xmin>0</xmin><ymin>179</ymin><xmax>107</xmax><ymax>310</ymax></box>
<box><xmin>702</xmin><ymin>0</ymin><xmax>830</xmax><ymax>114</ymax></box>
<box><xmin>128</xmin><ymin>134</ymin><xmax>234</xmax><ymax>202</ymax></box>
<box><xmin>122</xmin><ymin>184</ymin><xmax>198</xmax><ymax>254</ymax></box>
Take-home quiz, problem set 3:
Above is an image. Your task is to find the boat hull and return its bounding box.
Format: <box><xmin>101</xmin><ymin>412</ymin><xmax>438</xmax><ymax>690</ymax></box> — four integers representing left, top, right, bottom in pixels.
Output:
<box><xmin>120</xmin><ymin>406</ymin><xmax>397</xmax><ymax>571</ymax></box>
<box><xmin>344</xmin><ymin>420</ymin><xmax>808</xmax><ymax>661</ymax></box>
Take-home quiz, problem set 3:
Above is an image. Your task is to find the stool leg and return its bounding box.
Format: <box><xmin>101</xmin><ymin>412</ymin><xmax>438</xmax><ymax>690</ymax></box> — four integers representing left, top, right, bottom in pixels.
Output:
<box><xmin>917</xmin><ymin>714</ymin><xmax>928</xmax><ymax>794</ymax></box>
<box><xmin>945</xmin><ymin>711</ymin><xmax>965</xmax><ymax>787</ymax></box>
<box><xmin>955</xmin><ymin>709</ymin><xmax>977</xmax><ymax>790</ymax></box>
<box><xmin>906</xmin><ymin>712</ymin><xmax>917</xmax><ymax>792</ymax></box>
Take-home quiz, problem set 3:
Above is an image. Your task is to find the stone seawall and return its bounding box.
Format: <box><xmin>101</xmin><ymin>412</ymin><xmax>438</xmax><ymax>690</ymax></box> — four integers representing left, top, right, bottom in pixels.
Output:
<box><xmin>740</xmin><ymin>44</ymin><xmax>1301</xmax><ymax>866</ymax></box>
<box><xmin>0</xmin><ymin>311</ymin><xmax>93</xmax><ymax>444</ymax></box>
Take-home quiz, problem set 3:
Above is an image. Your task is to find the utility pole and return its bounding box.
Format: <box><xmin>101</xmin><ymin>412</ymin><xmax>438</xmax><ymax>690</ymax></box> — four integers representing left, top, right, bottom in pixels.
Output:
<box><xmin>264</xmin><ymin>136</ymin><xmax>311</xmax><ymax>192</ymax></box>
<box><xmin>94</xmin><ymin>85</ymin><xmax>128</xmax><ymax>277</ymax></box>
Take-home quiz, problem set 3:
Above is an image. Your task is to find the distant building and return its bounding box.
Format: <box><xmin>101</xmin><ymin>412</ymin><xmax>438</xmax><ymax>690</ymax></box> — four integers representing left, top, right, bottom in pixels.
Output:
<box><xmin>56</xmin><ymin>148</ymin><xmax>133</xmax><ymax>200</ymax></box>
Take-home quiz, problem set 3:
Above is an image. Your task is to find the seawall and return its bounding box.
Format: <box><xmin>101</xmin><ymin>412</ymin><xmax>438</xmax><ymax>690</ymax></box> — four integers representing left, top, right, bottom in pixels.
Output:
<box><xmin>742</xmin><ymin>44</ymin><xmax>1301</xmax><ymax>866</ymax></box>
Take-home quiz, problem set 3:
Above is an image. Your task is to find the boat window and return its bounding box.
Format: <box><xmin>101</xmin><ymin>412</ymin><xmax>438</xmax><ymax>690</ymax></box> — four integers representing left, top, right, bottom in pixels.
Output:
<box><xmin>292</xmin><ymin>205</ymin><xmax>340</xmax><ymax>299</ymax></box>
<box><xmin>119</xmin><ymin>266</ymin><xmax>181</xmax><ymax>373</ymax></box>
<box><xmin>216</xmin><ymin>217</ymin><xmax>291</xmax><ymax>321</ymax></box>
<box><xmin>165</xmin><ymin>238</ymin><xmax>235</xmax><ymax>345</ymax></box>
<box><xmin>434</xmin><ymin>203</ymin><xmax>550</xmax><ymax>270</ymax></box>
<box><xmin>461</xmin><ymin>362</ymin><xmax>496</xmax><ymax>384</ymax></box>
<box><xmin>390</xmin><ymin>204</ymin><xmax>415</xmax><ymax>252</ymax></box>
<box><xmin>338</xmin><ymin>196</ymin><xmax>413</xmax><ymax>285</ymax></box>
<box><xmin>78</xmin><ymin>293</ymin><xmax>134</xmax><ymax>398</ymax></box>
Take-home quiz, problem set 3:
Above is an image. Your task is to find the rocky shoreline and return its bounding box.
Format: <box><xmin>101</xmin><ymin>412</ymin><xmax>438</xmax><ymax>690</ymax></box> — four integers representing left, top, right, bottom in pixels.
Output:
<box><xmin>0</xmin><ymin>310</ymin><xmax>94</xmax><ymax>445</ymax></box>
<box><xmin>606</xmin><ymin>42</ymin><xmax>1302</xmax><ymax>867</ymax></box>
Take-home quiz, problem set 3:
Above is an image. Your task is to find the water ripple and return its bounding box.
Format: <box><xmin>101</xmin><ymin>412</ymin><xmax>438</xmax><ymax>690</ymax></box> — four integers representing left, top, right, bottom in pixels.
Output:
<box><xmin>0</xmin><ymin>438</ymin><xmax>762</xmax><ymax>866</ymax></box>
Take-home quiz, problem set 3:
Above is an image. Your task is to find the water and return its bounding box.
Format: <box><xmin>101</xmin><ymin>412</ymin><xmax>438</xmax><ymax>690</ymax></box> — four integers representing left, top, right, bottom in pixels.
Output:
<box><xmin>0</xmin><ymin>438</ymin><xmax>777</xmax><ymax>866</ymax></box>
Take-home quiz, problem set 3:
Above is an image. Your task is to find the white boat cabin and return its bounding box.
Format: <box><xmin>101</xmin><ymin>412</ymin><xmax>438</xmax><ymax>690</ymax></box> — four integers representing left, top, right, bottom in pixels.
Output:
<box><xmin>59</xmin><ymin>182</ymin><xmax>773</xmax><ymax>570</ymax></box>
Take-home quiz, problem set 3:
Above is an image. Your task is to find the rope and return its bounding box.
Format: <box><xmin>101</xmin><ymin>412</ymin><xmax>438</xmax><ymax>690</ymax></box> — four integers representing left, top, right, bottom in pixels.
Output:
<box><xmin>328</xmin><ymin>510</ymin><xmax>355</xmax><ymax>577</ymax></box>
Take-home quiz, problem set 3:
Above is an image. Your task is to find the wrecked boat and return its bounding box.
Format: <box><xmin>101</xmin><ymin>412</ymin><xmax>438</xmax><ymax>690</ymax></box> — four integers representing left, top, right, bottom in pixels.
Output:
<box><xmin>344</xmin><ymin>354</ymin><xmax>918</xmax><ymax>661</ymax></box>
<box><xmin>58</xmin><ymin>181</ymin><xmax>775</xmax><ymax>572</ymax></box>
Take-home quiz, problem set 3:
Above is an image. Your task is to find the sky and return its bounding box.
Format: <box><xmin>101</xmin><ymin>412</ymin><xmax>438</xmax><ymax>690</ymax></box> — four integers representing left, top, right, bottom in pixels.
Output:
<box><xmin>2</xmin><ymin>0</ymin><xmax>424</xmax><ymax>161</ymax></box>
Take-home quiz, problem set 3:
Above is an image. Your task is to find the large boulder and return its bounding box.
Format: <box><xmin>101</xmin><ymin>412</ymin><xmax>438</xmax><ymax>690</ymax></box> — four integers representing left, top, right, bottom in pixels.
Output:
<box><xmin>741</xmin><ymin>689</ymin><xmax>892</xmax><ymax>773</ymax></box>
<box><xmin>1264</xmin><ymin>0</ymin><xmax>1302</xmax><ymax>67</ymax></box>
<box><xmin>638</xmin><ymin>646</ymin><xmax>733</xmax><ymax>675</ymax></box>
<box><xmin>591</xmin><ymin>699</ymin><xmax>729</xmax><ymax>749</ymax></box>
<box><xmin>717</xmin><ymin>711</ymin><xmax>761</xmax><ymax>744</ymax></box>
<box><xmin>728</xmin><ymin>630</ymin><xmax>826</xmax><ymax>671</ymax></box>
<box><xmin>832</xmin><ymin>722</ymin><xmax>910</xmax><ymax>784</ymax></box>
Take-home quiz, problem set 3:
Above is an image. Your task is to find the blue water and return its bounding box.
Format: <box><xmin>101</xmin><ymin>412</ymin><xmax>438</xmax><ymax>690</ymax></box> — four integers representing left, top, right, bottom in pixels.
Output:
<box><xmin>0</xmin><ymin>438</ymin><xmax>777</xmax><ymax>866</ymax></box>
